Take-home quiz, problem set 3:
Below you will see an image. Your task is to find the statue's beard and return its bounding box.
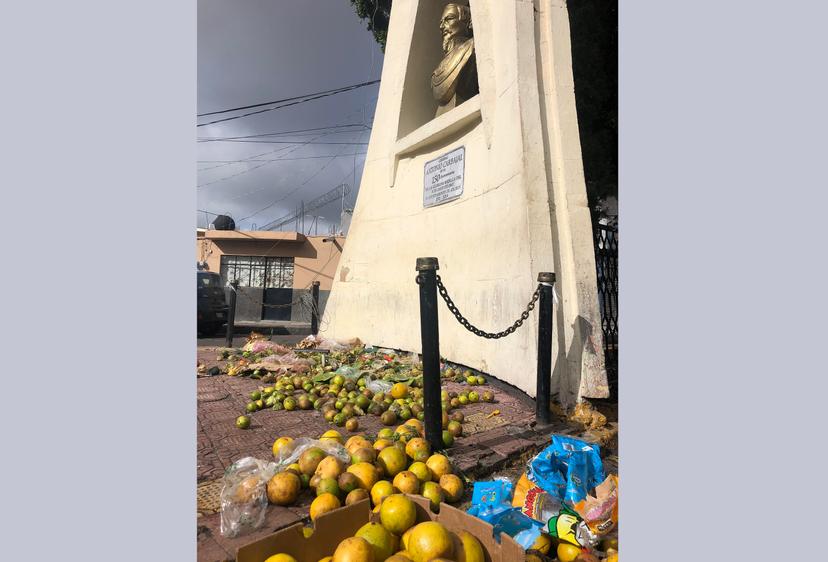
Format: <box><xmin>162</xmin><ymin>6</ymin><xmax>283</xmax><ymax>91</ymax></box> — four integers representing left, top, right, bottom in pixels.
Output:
<box><xmin>442</xmin><ymin>32</ymin><xmax>467</xmax><ymax>54</ymax></box>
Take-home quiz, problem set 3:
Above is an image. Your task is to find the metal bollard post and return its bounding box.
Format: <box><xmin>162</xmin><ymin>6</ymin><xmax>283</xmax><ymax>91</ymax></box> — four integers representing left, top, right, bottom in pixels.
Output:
<box><xmin>225</xmin><ymin>280</ymin><xmax>239</xmax><ymax>348</ymax></box>
<box><xmin>311</xmin><ymin>281</ymin><xmax>320</xmax><ymax>335</ymax></box>
<box><xmin>536</xmin><ymin>272</ymin><xmax>556</xmax><ymax>425</ymax></box>
<box><xmin>416</xmin><ymin>257</ymin><xmax>443</xmax><ymax>451</ymax></box>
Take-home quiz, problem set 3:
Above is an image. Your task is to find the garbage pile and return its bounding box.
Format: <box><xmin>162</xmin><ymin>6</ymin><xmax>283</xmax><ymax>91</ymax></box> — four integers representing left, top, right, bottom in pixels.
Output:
<box><xmin>468</xmin><ymin>435</ymin><xmax>619</xmax><ymax>561</ymax></box>
<box><xmin>224</xmin><ymin>334</ymin><xmax>494</xmax><ymax>439</ymax></box>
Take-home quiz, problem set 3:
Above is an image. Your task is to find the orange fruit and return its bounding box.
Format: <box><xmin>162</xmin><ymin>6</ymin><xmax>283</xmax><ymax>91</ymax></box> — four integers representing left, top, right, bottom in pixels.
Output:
<box><xmin>310</xmin><ymin>493</ymin><xmax>341</xmax><ymax>522</ymax></box>
<box><xmin>438</xmin><ymin>474</ymin><xmax>463</xmax><ymax>503</ymax></box>
<box><xmin>379</xmin><ymin>494</ymin><xmax>417</xmax><ymax>535</ymax></box>
<box><xmin>425</xmin><ymin>454</ymin><xmax>452</xmax><ymax>480</ymax></box>
<box><xmin>370</xmin><ymin>479</ymin><xmax>394</xmax><ymax>507</ymax></box>
<box><xmin>272</xmin><ymin>437</ymin><xmax>294</xmax><ymax>457</ymax></box>
<box><xmin>332</xmin><ymin>536</ymin><xmax>373</xmax><ymax>562</ymax></box>
<box><xmin>391</xmin><ymin>383</ymin><xmax>409</xmax><ymax>399</ymax></box>
<box><xmin>355</xmin><ymin>522</ymin><xmax>397</xmax><ymax>561</ymax></box>
<box><xmin>407</xmin><ymin>521</ymin><xmax>453</xmax><ymax>562</ymax></box>
<box><xmin>347</xmin><ymin>462</ymin><xmax>380</xmax><ymax>490</ymax></box>
<box><xmin>393</xmin><ymin>471</ymin><xmax>421</xmax><ymax>495</ymax></box>
<box><xmin>377</xmin><ymin>446</ymin><xmax>408</xmax><ymax>478</ymax></box>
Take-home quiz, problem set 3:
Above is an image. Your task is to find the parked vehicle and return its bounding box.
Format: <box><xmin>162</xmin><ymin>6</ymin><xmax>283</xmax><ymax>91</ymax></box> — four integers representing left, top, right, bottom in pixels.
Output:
<box><xmin>198</xmin><ymin>271</ymin><xmax>228</xmax><ymax>336</ymax></box>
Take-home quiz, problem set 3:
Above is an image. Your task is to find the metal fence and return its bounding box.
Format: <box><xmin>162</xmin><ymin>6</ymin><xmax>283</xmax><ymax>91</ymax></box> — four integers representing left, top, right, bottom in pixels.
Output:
<box><xmin>594</xmin><ymin>224</ymin><xmax>618</xmax><ymax>397</ymax></box>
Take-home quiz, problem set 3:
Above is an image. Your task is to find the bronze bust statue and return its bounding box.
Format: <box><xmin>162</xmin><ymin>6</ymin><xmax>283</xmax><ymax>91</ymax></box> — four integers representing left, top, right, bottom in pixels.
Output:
<box><xmin>431</xmin><ymin>2</ymin><xmax>479</xmax><ymax>117</ymax></box>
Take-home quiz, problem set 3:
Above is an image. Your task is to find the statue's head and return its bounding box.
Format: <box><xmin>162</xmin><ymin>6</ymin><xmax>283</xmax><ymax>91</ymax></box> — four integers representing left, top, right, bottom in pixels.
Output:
<box><xmin>440</xmin><ymin>3</ymin><xmax>472</xmax><ymax>54</ymax></box>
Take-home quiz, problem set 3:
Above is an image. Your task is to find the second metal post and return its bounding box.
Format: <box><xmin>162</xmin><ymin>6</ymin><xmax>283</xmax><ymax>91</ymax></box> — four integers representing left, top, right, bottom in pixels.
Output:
<box><xmin>311</xmin><ymin>281</ymin><xmax>320</xmax><ymax>335</ymax></box>
<box><xmin>536</xmin><ymin>272</ymin><xmax>556</xmax><ymax>425</ymax></box>
<box><xmin>225</xmin><ymin>280</ymin><xmax>239</xmax><ymax>349</ymax></box>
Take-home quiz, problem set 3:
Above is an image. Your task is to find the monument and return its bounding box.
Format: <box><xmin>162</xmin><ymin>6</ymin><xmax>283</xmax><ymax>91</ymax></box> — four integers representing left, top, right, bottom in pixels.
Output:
<box><xmin>431</xmin><ymin>3</ymin><xmax>478</xmax><ymax>116</ymax></box>
<box><xmin>321</xmin><ymin>0</ymin><xmax>609</xmax><ymax>405</ymax></box>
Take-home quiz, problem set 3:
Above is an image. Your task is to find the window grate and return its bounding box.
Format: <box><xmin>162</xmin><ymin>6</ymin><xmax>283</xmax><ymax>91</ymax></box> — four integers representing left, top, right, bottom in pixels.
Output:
<box><xmin>219</xmin><ymin>256</ymin><xmax>294</xmax><ymax>289</ymax></box>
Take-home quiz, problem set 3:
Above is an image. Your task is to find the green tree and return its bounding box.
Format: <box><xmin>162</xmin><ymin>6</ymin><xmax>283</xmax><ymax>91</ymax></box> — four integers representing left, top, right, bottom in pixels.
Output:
<box><xmin>349</xmin><ymin>0</ymin><xmax>392</xmax><ymax>51</ymax></box>
<box><xmin>349</xmin><ymin>0</ymin><xmax>617</xmax><ymax>221</ymax></box>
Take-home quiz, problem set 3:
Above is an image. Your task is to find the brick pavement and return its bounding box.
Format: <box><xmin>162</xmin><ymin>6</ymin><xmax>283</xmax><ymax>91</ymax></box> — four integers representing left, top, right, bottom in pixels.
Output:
<box><xmin>196</xmin><ymin>345</ymin><xmax>617</xmax><ymax>561</ymax></box>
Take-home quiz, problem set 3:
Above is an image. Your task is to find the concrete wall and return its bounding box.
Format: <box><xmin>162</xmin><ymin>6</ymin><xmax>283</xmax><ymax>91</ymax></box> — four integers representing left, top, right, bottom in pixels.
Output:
<box><xmin>196</xmin><ymin>233</ymin><xmax>344</xmax><ymax>322</ymax></box>
<box><xmin>321</xmin><ymin>0</ymin><xmax>608</xmax><ymax>404</ymax></box>
<box><xmin>196</xmin><ymin>234</ymin><xmax>344</xmax><ymax>292</ymax></box>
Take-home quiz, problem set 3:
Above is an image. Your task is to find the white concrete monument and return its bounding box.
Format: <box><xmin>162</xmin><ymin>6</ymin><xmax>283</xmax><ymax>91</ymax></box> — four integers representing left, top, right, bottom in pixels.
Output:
<box><xmin>322</xmin><ymin>0</ymin><xmax>609</xmax><ymax>404</ymax></box>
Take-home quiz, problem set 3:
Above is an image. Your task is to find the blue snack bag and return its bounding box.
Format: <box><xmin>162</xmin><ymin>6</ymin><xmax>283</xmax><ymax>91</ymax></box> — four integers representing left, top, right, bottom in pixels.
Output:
<box><xmin>467</xmin><ymin>479</ymin><xmax>514</xmax><ymax>523</ymax></box>
<box><xmin>528</xmin><ymin>435</ymin><xmax>604</xmax><ymax>505</ymax></box>
<box><xmin>490</xmin><ymin>508</ymin><xmax>544</xmax><ymax>549</ymax></box>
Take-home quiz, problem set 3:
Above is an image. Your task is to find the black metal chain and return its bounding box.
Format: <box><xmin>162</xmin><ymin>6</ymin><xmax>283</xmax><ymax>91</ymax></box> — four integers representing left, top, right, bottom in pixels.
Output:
<box><xmin>434</xmin><ymin>275</ymin><xmax>541</xmax><ymax>339</ymax></box>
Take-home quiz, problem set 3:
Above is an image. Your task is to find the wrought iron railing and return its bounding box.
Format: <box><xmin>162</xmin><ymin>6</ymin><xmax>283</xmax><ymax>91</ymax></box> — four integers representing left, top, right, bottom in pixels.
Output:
<box><xmin>594</xmin><ymin>223</ymin><xmax>618</xmax><ymax>397</ymax></box>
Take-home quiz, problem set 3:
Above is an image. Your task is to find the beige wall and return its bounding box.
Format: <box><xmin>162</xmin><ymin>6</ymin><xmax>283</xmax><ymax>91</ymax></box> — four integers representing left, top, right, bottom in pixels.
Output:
<box><xmin>195</xmin><ymin>234</ymin><xmax>344</xmax><ymax>290</ymax></box>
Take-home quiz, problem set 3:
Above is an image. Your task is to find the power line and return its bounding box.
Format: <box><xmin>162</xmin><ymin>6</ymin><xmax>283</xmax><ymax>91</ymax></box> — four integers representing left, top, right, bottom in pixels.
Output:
<box><xmin>198</xmin><ymin>139</ymin><xmax>369</xmax><ymax>145</ymax></box>
<box><xmin>198</xmin><ymin>153</ymin><xmax>366</xmax><ymax>163</ymax></box>
<box><xmin>239</xmin><ymin>152</ymin><xmax>349</xmax><ymax>222</ymax></box>
<box><xmin>197</xmin><ymin>81</ymin><xmax>380</xmax><ymax>128</ymax></box>
<box><xmin>197</xmin><ymin>80</ymin><xmax>380</xmax><ymax>117</ymax></box>
<box><xmin>197</xmin><ymin>131</ymin><xmax>333</xmax><ymax>189</ymax></box>
<box><xmin>197</xmin><ymin>123</ymin><xmax>368</xmax><ymax>143</ymax></box>
<box><xmin>239</xmin><ymin>130</ymin><xmax>365</xmax><ymax>223</ymax></box>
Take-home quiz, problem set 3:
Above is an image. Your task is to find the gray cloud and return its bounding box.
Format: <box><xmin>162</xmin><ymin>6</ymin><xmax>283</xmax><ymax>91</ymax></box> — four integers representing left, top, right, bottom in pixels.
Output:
<box><xmin>197</xmin><ymin>0</ymin><xmax>384</xmax><ymax>232</ymax></box>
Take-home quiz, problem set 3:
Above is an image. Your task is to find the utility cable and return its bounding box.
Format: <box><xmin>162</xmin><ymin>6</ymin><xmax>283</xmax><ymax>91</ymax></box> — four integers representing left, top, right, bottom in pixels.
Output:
<box><xmin>197</xmin><ymin>81</ymin><xmax>380</xmax><ymax>128</ymax></box>
<box><xmin>197</xmin><ymin>80</ymin><xmax>380</xmax><ymax>117</ymax></box>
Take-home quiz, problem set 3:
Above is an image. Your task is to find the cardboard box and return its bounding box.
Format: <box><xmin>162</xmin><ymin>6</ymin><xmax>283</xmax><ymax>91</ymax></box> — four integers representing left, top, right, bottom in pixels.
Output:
<box><xmin>237</xmin><ymin>495</ymin><xmax>523</xmax><ymax>562</ymax></box>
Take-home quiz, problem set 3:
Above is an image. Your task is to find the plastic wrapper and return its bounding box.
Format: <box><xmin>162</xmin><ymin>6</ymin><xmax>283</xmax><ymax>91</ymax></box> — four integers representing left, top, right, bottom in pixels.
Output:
<box><xmin>242</xmin><ymin>340</ymin><xmax>289</xmax><ymax>355</ymax></box>
<box><xmin>466</xmin><ymin>478</ymin><xmax>514</xmax><ymax>523</ymax></box>
<box><xmin>512</xmin><ymin>473</ymin><xmax>563</xmax><ymax>523</ymax></box>
<box><xmin>528</xmin><ymin>435</ymin><xmax>604</xmax><ymax>505</ymax></box>
<box><xmin>219</xmin><ymin>457</ymin><xmax>278</xmax><ymax>538</ymax></box>
<box><xmin>547</xmin><ymin>504</ymin><xmax>598</xmax><ymax>548</ymax></box>
<box><xmin>334</xmin><ymin>365</ymin><xmax>360</xmax><ymax>380</ymax></box>
<box><xmin>272</xmin><ymin>437</ymin><xmax>350</xmax><ymax>469</ymax></box>
<box><xmin>490</xmin><ymin>508</ymin><xmax>544</xmax><ymax>550</ymax></box>
<box><xmin>366</xmin><ymin>379</ymin><xmax>393</xmax><ymax>394</ymax></box>
<box><xmin>573</xmin><ymin>474</ymin><xmax>618</xmax><ymax>536</ymax></box>
<box><xmin>299</xmin><ymin>335</ymin><xmax>361</xmax><ymax>351</ymax></box>
<box><xmin>252</xmin><ymin>352</ymin><xmax>315</xmax><ymax>375</ymax></box>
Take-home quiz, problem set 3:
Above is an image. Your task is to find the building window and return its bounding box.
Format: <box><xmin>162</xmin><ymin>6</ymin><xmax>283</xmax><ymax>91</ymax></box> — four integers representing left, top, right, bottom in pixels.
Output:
<box><xmin>220</xmin><ymin>256</ymin><xmax>294</xmax><ymax>288</ymax></box>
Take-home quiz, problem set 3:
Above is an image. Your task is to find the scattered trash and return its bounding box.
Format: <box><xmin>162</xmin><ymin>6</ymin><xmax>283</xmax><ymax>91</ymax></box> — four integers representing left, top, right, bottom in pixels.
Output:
<box><xmin>574</xmin><ymin>474</ymin><xmax>618</xmax><ymax>536</ymax></box>
<box><xmin>466</xmin><ymin>479</ymin><xmax>545</xmax><ymax>550</ymax></box>
<box><xmin>491</xmin><ymin>508</ymin><xmax>544</xmax><ymax>550</ymax></box>
<box><xmin>527</xmin><ymin>435</ymin><xmax>604</xmax><ymax>505</ymax></box>
<box><xmin>242</xmin><ymin>339</ymin><xmax>289</xmax><ymax>355</ymax></box>
<box><xmin>581</xmin><ymin>422</ymin><xmax>619</xmax><ymax>449</ymax></box>
<box><xmin>272</xmin><ymin>437</ymin><xmax>351</xmax><ymax>471</ymax></box>
<box><xmin>333</xmin><ymin>364</ymin><xmax>360</xmax><ymax>380</ymax></box>
<box><xmin>569</xmin><ymin>400</ymin><xmax>607</xmax><ymax>430</ymax></box>
<box><xmin>485</xmin><ymin>409</ymin><xmax>501</xmax><ymax>419</ymax></box>
<box><xmin>366</xmin><ymin>379</ymin><xmax>393</xmax><ymax>394</ymax></box>
<box><xmin>464</xmin><ymin>434</ymin><xmax>619</xmax><ymax>558</ymax></box>
<box><xmin>547</xmin><ymin>504</ymin><xmax>597</xmax><ymax>548</ymax></box>
<box><xmin>513</xmin><ymin>473</ymin><xmax>563</xmax><ymax>522</ymax></box>
<box><xmin>219</xmin><ymin>456</ymin><xmax>278</xmax><ymax>538</ymax></box>
<box><xmin>467</xmin><ymin>478</ymin><xmax>514</xmax><ymax>522</ymax></box>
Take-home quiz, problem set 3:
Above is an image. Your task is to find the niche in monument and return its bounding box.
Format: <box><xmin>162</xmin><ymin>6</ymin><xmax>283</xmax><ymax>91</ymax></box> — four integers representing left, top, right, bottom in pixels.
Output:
<box><xmin>397</xmin><ymin>1</ymin><xmax>480</xmax><ymax>138</ymax></box>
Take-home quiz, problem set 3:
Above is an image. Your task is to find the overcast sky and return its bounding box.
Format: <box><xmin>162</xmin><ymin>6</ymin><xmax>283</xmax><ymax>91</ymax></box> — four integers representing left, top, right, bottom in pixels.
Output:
<box><xmin>197</xmin><ymin>0</ymin><xmax>384</xmax><ymax>232</ymax></box>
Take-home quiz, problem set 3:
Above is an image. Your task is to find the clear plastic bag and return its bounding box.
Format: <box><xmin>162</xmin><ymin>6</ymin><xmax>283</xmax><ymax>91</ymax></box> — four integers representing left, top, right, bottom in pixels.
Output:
<box><xmin>219</xmin><ymin>457</ymin><xmax>278</xmax><ymax>538</ymax></box>
<box><xmin>366</xmin><ymin>379</ymin><xmax>393</xmax><ymax>394</ymax></box>
<box><xmin>334</xmin><ymin>365</ymin><xmax>360</xmax><ymax>380</ymax></box>
<box><xmin>272</xmin><ymin>438</ymin><xmax>350</xmax><ymax>469</ymax></box>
